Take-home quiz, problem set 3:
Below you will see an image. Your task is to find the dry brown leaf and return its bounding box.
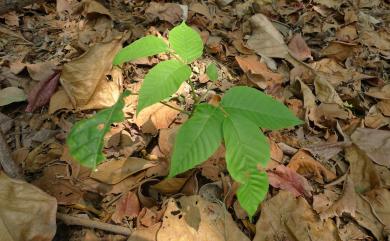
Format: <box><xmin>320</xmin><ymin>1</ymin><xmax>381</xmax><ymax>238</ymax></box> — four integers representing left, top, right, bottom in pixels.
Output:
<box><xmin>151</xmin><ymin>178</ymin><xmax>188</xmax><ymax>194</ymax></box>
<box><xmin>288</xmin><ymin>33</ymin><xmax>312</xmax><ymax>61</ymax></box>
<box><xmin>304</xmin><ymin>141</ymin><xmax>347</xmax><ymax>162</ymax></box>
<box><xmin>145</xmin><ymin>2</ymin><xmax>185</xmax><ymax>24</ymax></box>
<box><xmin>364</xmin><ymin>105</ymin><xmax>390</xmax><ymax>129</ymax></box>
<box><xmin>366</xmin><ymin>84</ymin><xmax>390</xmax><ymax>100</ymax></box>
<box><xmin>314</xmin><ymin>74</ymin><xmax>344</xmax><ymax>106</ymax></box>
<box><xmin>158</xmin><ymin>125</ymin><xmax>179</xmax><ymax>157</ymax></box>
<box><xmin>345</xmin><ymin>145</ymin><xmax>381</xmax><ymax>193</ymax></box>
<box><xmin>90</xmin><ymin>157</ymin><xmax>156</xmax><ymax>184</ymax></box>
<box><xmin>313</xmin><ymin>189</ymin><xmax>339</xmax><ymax>214</ymax></box>
<box><xmin>26</xmin><ymin>72</ymin><xmax>60</xmax><ymax>112</ymax></box>
<box><xmin>320</xmin><ymin>41</ymin><xmax>356</xmax><ymax>62</ymax></box>
<box><xmin>77</xmin><ymin>0</ymin><xmax>112</xmax><ymax>19</ymax></box>
<box><xmin>200</xmin><ymin>145</ymin><xmax>226</xmax><ymax>181</ymax></box>
<box><xmin>48</xmin><ymin>89</ymin><xmax>74</xmax><ymax>114</ymax></box>
<box><xmin>351</xmin><ymin>128</ymin><xmax>390</xmax><ymax>168</ymax></box>
<box><xmin>247</xmin><ymin>14</ymin><xmax>293</xmax><ymax>63</ymax></box>
<box><xmin>60</xmin><ymin>38</ymin><xmax>123</xmax><ymax>109</ymax></box>
<box><xmin>0</xmin><ymin>87</ymin><xmax>26</xmax><ymax>106</ymax></box>
<box><xmin>112</xmin><ymin>191</ymin><xmax>141</xmax><ymax>224</ymax></box>
<box><xmin>10</xmin><ymin>61</ymin><xmax>57</xmax><ymax>82</ymax></box>
<box><xmin>0</xmin><ymin>172</ymin><xmax>57</xmax><ymax>241</ymax></box>
<box><xmin>359</xmin><ymin>30</ymin><xmax>390</xmax><ymax>55</ymax></box>
<box><xmin>128</xmin><ymin>223</ymin><xmax>161</xmax><ymax>241</ymax></box>
<box><xmin>253</xmin><ymin>191</ymin><xmax>340</xmax><ymax>241</ymax></box>
<box><xmin>267</xmin><ymin>165</ymin><xmax>313</xmax><ymax>197</ymax></box>
<box><xmin>157</xmin><ymin>195</ymin><xmax>250</xmax><ymax>241</ymax></box>
<box><xmin>135</xmin><ymin>102</ymin><xmax>180</xmax><ymax>134</ymax></box>
<box><xmin>377</xmin><ymin>100</ymin><xmax>390</xmax><ymax>116</ymax></box>
<box><xmin>288</xmin><ymin>150</ymin><xmax>337</xmax><ymax>183</ymax></box>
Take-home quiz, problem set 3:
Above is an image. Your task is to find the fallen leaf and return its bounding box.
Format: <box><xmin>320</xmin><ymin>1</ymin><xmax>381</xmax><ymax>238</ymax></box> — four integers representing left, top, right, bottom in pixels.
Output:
<box><xmin>253</xmin><ymin>191</ymin><xmax>340</xmax><ymax>241</ymax></box>
<box><xmin>112</xmin><ymin>191</ymin><xmax>141</xmax><ymax>224</ymax></box>
<box><xmin>77</xmin><ymin>0</ymin><xmax>112</xmax><ymax>19</ymax></box>
<box><xmin>157</xmin><ymin>195</ymin><xmax>250</xmax><ymax>241</ymax></box>
<box><xmin>26</xmin><ymin>72</ymin><xmax>60</xmax><ymax>112</ymax></box>
<box><xmin>158</xmin><ymin>125</ymin><xmax>180</xmax><ymax>157</ymax></box>
<box><xmin>345</xmin><ymin>145</ymin><xmax>381</xmax><ymax>193</ymax></box>
<box><xmin>48</xmin><ymin>89</ymin><xmax>74</xmax><ymax>114</ymax></box>
<box><xmin>0</xmin><ymin>172</ymin><xmax>57</xmax><ymax>241</ymax></box>
<box><xmin>366</xmin><ymin>84</ymin><xmax>390</xmax><ymax>100</ymax></box>
<box><xmin>288</xmin><ymin>33</ymin><xmax>312</xmax><ymax>61</ymax></box>
<box><xmin>314</xmin><ymin>74</ymin><xmax>344</xmax><ymax>106</ymax></box>
<box><xmin>0</xmin><ymin>87</ymin><xmax>26</xmax><ymax>106</ymax></box>
<box><xmin>60</xmin><ymin>38</ymin><xmax>123</xmax><ymax>109</ymax></box>
<box><xmin>351</xmin><ymin>128</ymin><xmax>390</xmax><ymax>168</ymax></box>
<box><xmin>10</xmin><ymin>61</ymin><xmax>57</xmax><ymax>82</ymax></box>
<box><xmin>267</xmin><ymin>165</ymin><xmax>313</xmax><ymax>197</ymax></box>
<box><xmin>288</xmin><ymin>150</ymin><xmax>337</xmax><ymax>183</ymax></box>
<box><xmin>151</xmin><ymin>177</ymin><xmax>188</xmax><ymax>194</ymax></box>
<box><xmin>377</xmin><ymin>100</ymin><xmax>390</xmax><ymax>116</ymax></box>
<box><xmin>320</xmin><ymin>41</ymin><xmax>356</xmax><ymax>62</ymax></box>
<box><xmin>145</xmin><ymin>2</ymin><xmax>185</xmax><ymax>24</ymax></box>
<box><xmin>128</xmin><ymin>223</ymin><xmax>161</xmax><ymax>241</ymax></box>
<box><xmin>135</xmin><ymin>102</ymin><xmax>180</xmax><ymax>134</ymax></box>
<box><xmin>0</xmin><ymin>112</ymin><xmax>13</xmax><ymax>133</ymax></box>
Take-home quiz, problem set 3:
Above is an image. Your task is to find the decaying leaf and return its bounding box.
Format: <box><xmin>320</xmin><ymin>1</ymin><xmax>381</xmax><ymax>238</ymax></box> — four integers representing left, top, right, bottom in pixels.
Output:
<box><xmin>145</xmin><ymin>2</ymin><xmax>186</xmax><ymax>24</ymax></box>
<box><xmin>26</xmin><ymin>72</ymin><xmax>60</xmax><ymax>112</ymax></box>
<box><xmin>112</xmin><ymin>191</ymin><xmax>141</xmax><ymax>224</ymax></box>
<box><xmin>288</xmin><ymin>33</ymin><xmax>312</xmax><ymax>61</ymax></box>
<box><xmin>0</xmin><ymin>87</ymin><xmax>26</xmax><ymax>106</ymax></box>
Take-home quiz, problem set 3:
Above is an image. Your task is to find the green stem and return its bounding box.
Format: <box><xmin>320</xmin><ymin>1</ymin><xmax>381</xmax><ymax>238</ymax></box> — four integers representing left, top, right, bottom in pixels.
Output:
<box><xmin>159</xmin><ymin>101</ymin><xmax>190</xmax><ymax>115</ymax></box>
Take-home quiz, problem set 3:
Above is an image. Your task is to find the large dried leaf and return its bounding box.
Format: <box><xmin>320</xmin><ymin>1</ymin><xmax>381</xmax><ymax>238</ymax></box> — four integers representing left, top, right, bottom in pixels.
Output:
<box><xmin>26</xmin><ymin>72</ymin><xmax>60</xmax><ymax>112</ymax></box>
<box><xmin>253</xmin><ymin>191</ymin><xmax>340</xmax><ymax>241</ymax></box>
<box><xmin>112</xmin><ymin>191</ymin><xmax>140</xmax><ymax>223</ymax></box>
<box><xmin>0</xmin><ymin>87</ymin><xmax>26</xmax><ymax>106</ymax></box>
<box><xmin>60</xmin><ymin>38</ymin><xmax>123</xmax><ymax>108</ymax></box>
<box><xmin>0</xmin><ymin>173</ymin><xmax>57</xmax><ymax>241</ymax></box>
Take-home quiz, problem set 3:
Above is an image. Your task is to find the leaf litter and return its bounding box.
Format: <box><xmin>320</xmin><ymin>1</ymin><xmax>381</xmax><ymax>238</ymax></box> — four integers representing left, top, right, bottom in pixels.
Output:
<box><xmin>0</xmin><ymin>0</ymin><xmax>389</xmax><ymax>241</ymax></box>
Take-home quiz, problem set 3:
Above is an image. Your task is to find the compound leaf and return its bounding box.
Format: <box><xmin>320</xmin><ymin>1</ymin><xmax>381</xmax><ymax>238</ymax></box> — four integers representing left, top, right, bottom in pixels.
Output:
<box><xmin>169</xmin><ymin>104</ymin><xmax>225</xmax><ymax>177</ymax></box>
<box><xmin>206</xmin><ymin>63</ymin><xmax>218</xmax><ymax>81</ymax></box>
<box><xmin>221</xmin><ymin>86</ymin><xmax>303</xmax><ymax>130</ymax></box>
<box><xmin>67</xmin><ymin>90</ymin><xmax>130</xmax><ymax>168</ymax></box>
<box><xmin>237</xmin><ymin>171</ymin><xmax>269</xmax><ymax>218</ymax></box>
<box><xmin>113</xmin><ymin>35</ymin><xmax>168</xmax><ymax>65</ymax></box>
<box><xmin>223</xmin><ymin>114</ymin><xmax>270</xmax><ymax>183</ymax></box>
<box><xmin>137</xmin><ymin>60</ymin><xmax>191</xmax><ymax>114</ymax></box>
<box><xmin>169</xmin><ymin>22</ymin><xmax>203</xmax><ymax>63</ymax></box>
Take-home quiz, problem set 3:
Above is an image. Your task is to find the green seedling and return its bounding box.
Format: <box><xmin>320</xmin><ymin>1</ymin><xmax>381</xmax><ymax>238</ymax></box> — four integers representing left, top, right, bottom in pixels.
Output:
<box><xmin>67</xmin><ymin>22</ymin><xmax>302</xmax><ymax>218</ymax></box>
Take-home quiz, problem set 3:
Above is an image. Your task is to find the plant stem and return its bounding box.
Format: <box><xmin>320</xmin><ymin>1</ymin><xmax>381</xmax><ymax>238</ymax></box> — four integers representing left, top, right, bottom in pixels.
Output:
<box><xmin>160</xmin><ymin>101</ymin><xmax>190</xmax><ymax>115</ymax></box>
<box><xmin>187</xmin><ymin>79</ymin><xmax>199</xmax><ymax>104</ymax></box>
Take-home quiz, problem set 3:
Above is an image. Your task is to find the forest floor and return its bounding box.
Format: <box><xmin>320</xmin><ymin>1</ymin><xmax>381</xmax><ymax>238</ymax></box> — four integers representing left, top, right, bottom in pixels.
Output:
<box><xmin>0</xmin><ymin>0</ymin><xmax>390</xmax><ymax>241</ymax></box>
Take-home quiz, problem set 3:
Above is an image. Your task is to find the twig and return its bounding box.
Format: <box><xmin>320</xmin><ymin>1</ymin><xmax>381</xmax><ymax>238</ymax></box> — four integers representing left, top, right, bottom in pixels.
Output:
<box><xmin>56</xmin><ymin>213</ymin><xmax>132</xmax><ymax>236</ymax></box>
<box><xmin>0</xmin><ymin>129</ymin><xmax>23</xmax><ymax>179</ymax></box>
<box><xmin>159</xmin><ymin>101</ymin><xmax>190</xmax><ymax>115</ymax></box>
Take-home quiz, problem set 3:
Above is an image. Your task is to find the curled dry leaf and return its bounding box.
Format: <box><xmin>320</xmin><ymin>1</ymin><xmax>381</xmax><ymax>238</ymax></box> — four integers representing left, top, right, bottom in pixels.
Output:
<box><xmin>267</xmin><ymin>165</ymin><xmax>313</xmax><ymax>197</ymax></box>
<box><xmin>90</xmin><ymin>157</ymin><xmax>157</xmax><ymax>185</ymax></box>
<box><xmin>365</xmin><ymin>84</ymin><xmax>390</xmax><ymax>100</ymax></box>
<box><xmin>0</xmin><ymin>87</ymin><xmax>26</xmax><ymax>106</ymax></box>
<box><xmin>60</xmin><ymin>38</ymin><xmax>123</xmax><ymax>109</ymax></box>
<box><xmin>151</xmin><ymin>177</ymin><xmax>188</xmax><ymax>194</ymax></box>
<box><xmin>314</xmin><ymin>74</ymin><xmax>344</xmax><ymax>106</ymax></box>
<box><xmin>0</xmin><ymin>173</ymin><xmax>57</xmax><ymax>241</ymax></box>
<box><xmin>351</xmin><ymin>128</ymin><xmax>390</xmax><ymax>168</ymax></box>
<box><xmin>253</xmin><ymin>191</ymin><xmax>340</xmax><ymax>241</ymax></box>
<box><xmin>157</xmin><ymin>195</ymin><xmax>250</xmax><ymax>241</ymax></box>
<box><xmin>288</xmin><ymin>150</ymin><xmax>337</xmax><ymax>184</ymax></box>
<box><xmin>76</xmin><ymin>0</ymin><xmax>112</xmax><ymax>19</ymax></box>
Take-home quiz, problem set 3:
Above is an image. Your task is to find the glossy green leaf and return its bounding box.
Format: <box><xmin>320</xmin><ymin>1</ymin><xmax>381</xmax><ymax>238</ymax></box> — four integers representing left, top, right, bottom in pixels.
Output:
<box><xmin>221</xmin><ymin>86</ymin><xmax>303</xmax><ymax>130</ymax></box>
<box><xmin>169</xmin><ymin>104</ymin><xmax>225</xmax><ymax>177</ymax></box>
<box><xmin>113</xmin><ymin>35</ymin><xmax>168</xmax><ymax>65</ymax></box>
<box><xmin>137</xmin><ymin>60</ymin><xmax>191</xmax><ymax>114</ymax></box>
<box><xmin>169</xmin><ymin>22</ymin><xmax>203</xmax><ymax>63</ymax></box>
<box><xmin>67</xmin><ymin>90</ymin><xmax>130</xmax><ymax>168</ymax></box>
<box><xmin>223</xmin><ymin>114</ymin><xmax>270</xmax><ymax>183</ymax></box>
<box><xmin>237</xmin><ymin>171</ymin><xmax>269</xmax><ymax>218</ymax></box>
<box><xmin>206</xmin><ymin>63</ymin><xmax>218</xmax><ymax>81</ymax></box>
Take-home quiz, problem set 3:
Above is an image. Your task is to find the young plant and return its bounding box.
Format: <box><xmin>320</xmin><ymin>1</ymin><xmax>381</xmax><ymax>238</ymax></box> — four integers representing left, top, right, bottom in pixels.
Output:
<box><xmin>67</xmin><ymin>22</ymin><xmax>302</xmax><ymax>217</ymax></box>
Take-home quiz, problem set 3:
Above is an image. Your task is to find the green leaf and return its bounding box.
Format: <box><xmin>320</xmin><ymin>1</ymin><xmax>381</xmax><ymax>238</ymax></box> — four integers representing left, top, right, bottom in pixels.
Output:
<box><xmin>223</xmin><ymin>114</ymin><xmax>270</xmax><ymax>183</ymax></box>
<box><xmin>67</xmin><ymin>90</ymin><xmax>130</xmax><ymax>168</ymax></box>
<box><xmin>137</xmin><ymin>60</ymin><xmax>191</xmax><ymax>114</ymax></box>
<box><xmin>221</xmin><ymin>86</ymin><xmax>303</xmax><ymax>130</ymax></box>
<box><xmin>237</xmin><ymin>171</ymin><xmax>269</xmax><ymax>218</ymax></box>
<box><xmin>206</xmin><ymin>63</ymin><xmax>218</xmax><ymax>81</ymax></box>
<box><xmin>169</xmin><ymin>104</ymin><xmax>225</xmax><ymax>177</ymax></box>
<box><xmin>169</xmin><ymin>22</ymin><xmax>203</xmax><ymax>63</ymax></box>
<box><xmin>113</xmin><ymin>35</ymin><xmax>168</xmax><ymax>65</ymax></box>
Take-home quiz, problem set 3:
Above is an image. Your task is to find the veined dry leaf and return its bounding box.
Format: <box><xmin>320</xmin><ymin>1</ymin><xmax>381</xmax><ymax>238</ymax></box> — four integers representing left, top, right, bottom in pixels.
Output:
<box><xmin>365</xmin><ymin>84</ymin><xmax>390</xmax><ymax>100</ymax></box>
<box><xmin>253</xmin><ymin>191</ymin><xmax>340</xmax><ymax>241</ymax></box>
<box><xmin>288</xmin><ymin>33</ymin><xmax>312</xmax><ymax>61</ymax></box>
<box><xmin>345</xmin><ymin>145</ymin><xmax>381</xmax><ymax>193</ymax></box>
<box><xmin>288</xmin><ymin>150</ymin><xmax>337</xmax><ymax>183</ymax></box>
<box><xmin>351</xmin><ymin>128</ymin><xmax>390</xmax><ymax>168</ymax></box>
<box><xmin>157</xmin><ymin>196</ymin><xmax>250</xmax><ymax>241</ymax></box>
<box><xmin>60</xmin><ymin>38</ymin><xmax>123</xmax><ymax>109</ymax></box>
<box><xmin>267</xmin><ymin>165</ymin><xmax>313</xmax><ymax>197</ymax></box>
<box><xmin>112</xmin><ymin>191</ymin><xmax>140</xmax><ymax>224</ymax></box>
<box><xmin>0</xmin><ymin>173</ymin><xmax>57</xmax><ymax>241</ymax></box>
<box><xmin>135</xmin><ymin>102</ymin><xmax>180</xmax><ymax>134</ymax></box>
<box><xmin>313</xmin><ymin>190</ymin><xmax>339</xmax><ymax>214</ymax></box>
<box><xmin>90</xmin><ymin>157</ymin><xmax>157</xmax><ymax>184</ymax></box>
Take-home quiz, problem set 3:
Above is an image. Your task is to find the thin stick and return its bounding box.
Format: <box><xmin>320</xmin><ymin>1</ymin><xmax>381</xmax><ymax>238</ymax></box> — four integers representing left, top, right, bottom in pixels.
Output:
<box><xmin>0</xmin><ymin>129</ymin><xmax>23</xmax><ymax>179</ymax></box>
<box><xmin>159</xmin><ymin>101</ymin><xmax>190</xmax><ymax>115</ymax></box>
<box><xmin>57</xmin><ymin>213</ymin><xmax>132</xmax><ymax>236</ymax></box>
